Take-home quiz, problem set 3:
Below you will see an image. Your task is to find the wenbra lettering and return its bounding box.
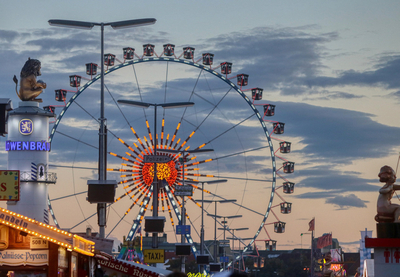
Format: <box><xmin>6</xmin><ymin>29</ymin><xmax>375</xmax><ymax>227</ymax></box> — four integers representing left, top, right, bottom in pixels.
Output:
<box><xmin>5</xmin><ymin>140</ymin><xmax>50</xmax><ymax>152</ymax></box>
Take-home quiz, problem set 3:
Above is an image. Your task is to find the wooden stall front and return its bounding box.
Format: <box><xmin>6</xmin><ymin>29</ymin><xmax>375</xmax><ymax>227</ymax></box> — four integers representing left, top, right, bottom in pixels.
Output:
<box><xmin>0</xmin><ymin>208</ymin><xmax>95</xmax><ymax>276</ymax></box>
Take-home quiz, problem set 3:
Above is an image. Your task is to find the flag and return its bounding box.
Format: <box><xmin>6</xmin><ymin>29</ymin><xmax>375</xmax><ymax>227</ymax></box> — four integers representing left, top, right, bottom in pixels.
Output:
<box><xmin>317</xmin><ymin>233</ymin><xmax>332</xmax><ymax>249</ymax></box>
<box><xmin>308</xmin><ymin>218</ymin><xmax>315</xmax><ymax>231</ymax></box>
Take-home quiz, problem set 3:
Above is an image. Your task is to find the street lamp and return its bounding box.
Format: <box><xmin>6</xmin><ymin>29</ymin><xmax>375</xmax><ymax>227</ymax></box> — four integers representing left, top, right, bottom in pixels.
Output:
<box><xmin>193</xmin><ymin>179</ymin><xmax>227</xmax><ymax>271</ymax></box>
<box><xmin>48</xmin><ymin>18</ymin><xmax>156</xmax><ymax>239</ymax></box>
<box><xmin>300</xmin><ymin>232</ymin><xmax>312</xmax><ymax>249</ymax></box>
<box><xmin>159</xmin><ymin>148</ymin><xmax>215</xmax><ymax>273</ymax></box>
<box><xmin>224</xmin><ymin>227</ymin><xmax>249</xmax><ymax>251</ymax></box>
<box><xmin>217</xmin><ymin>215</ymin><xmax>242</xmax><ymax>270</ymax></box>
<box><xmin>205</xmin><ymin>200</ymin><xmax>237</xmax><ymax>263</ymax></box>
<box><xmin>226</xmin><ymin>237</ymin><xmax>253</xmax><ymax>273</ymax></box>
<box><xmin>118</xmin><ymin>99</ymin><xmax>194</xmax><ymax>248</ymax></box>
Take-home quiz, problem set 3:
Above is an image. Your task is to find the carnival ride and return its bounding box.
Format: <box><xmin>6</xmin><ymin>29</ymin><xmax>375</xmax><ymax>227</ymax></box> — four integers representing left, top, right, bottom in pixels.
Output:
<box><xmin>45</xmin><ymin>44</ymin><xmax>296</xmax><ymax>267</ymax></box>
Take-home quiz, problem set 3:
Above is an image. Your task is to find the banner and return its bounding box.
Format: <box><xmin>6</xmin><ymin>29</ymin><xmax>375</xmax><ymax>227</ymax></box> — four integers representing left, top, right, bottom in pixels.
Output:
<box><xmin>308</xmin><ymin>218</ymin><xmax>315</xmax><ymax>231</ymax></box>
<box><xmin>360</xmin><ymin>229</ymin><xmax>372</xmax><ymax>276</ymax></box>
<box><xmin>317</xmin><ymin>233</ymin><xmax>332</xmax><ymax>249</ymax></box>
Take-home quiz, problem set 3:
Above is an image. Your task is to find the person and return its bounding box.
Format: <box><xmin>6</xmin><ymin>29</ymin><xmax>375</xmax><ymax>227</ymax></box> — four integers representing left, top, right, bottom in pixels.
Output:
<box><xmin>376</xmin><ymin>165</ymin><xmax>400</xmax><ymax>222</ymax></box>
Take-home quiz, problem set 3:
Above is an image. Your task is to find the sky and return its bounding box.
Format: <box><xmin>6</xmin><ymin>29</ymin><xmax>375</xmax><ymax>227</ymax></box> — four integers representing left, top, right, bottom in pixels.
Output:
<box><xmin>1</xmin><ymin>0</ymin><xmax>400</xmax><ymax>254</ymax></box>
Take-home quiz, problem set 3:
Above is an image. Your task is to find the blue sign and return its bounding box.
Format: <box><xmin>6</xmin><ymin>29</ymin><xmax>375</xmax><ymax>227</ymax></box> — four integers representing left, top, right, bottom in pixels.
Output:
<box><xmin>5</xmin><ymin>140</ymin><xmax>50</xmax><ymax>152</ymax></box>
<box><xmin>19</xmin><ymin>119</ymin><xmax>33</xmax><ymax>135</ymax></box>
<box><xmin>220</xmin><ymin>256</ymin><xmax>229</xmax><ymax>263</ymax></box>
<box><xmin>176</xmin><ymin>225</ymin><xmax>190</xmax><ymax>235</ymax></box>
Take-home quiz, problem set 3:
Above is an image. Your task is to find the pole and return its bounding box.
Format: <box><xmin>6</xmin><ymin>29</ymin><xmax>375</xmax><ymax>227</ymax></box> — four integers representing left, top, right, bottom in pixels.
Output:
<box><xmin>232</xmin><ymin>230</ymin><xmax>235</xmax><ymax>253</ymax></box>
<box><xmin>152</xmin><ymin>105</ymin><xmax>158</xmax><ymax>248</ymax></box>
<box><xmin>200</xmin><ymin>182</ymin><xmax>205</xmax><ymax>273</ymax></box>
<box><xmin>239</xmin><ymin>249</ymin><xmax>242</xmax><ymax>273</ymax></box>
<box><xmin>301</xmin><ymin>234</ymin><xmax>302</xmax><ymax>249</ymax></box>
<box><xmin>181</xmin><ymin>152</ymin><xmax>186</xmax><ymax>272</ymax></box>
<box><xmin>98</xmin><ymin>22</ymin><xmax>107</xmax><ymax>239</ymax></box>
<box><xmin>223</xmin><ymin>217</ymin><xmax>226</xmax><ymax>270</ymax></box>
<box><xmin>311</xmin><ymin>229</ymin><xmax>314</xmax><ymax>277</ymax></box>
<box><xmin>214</xmin><ymin>201</ymin><xmax>218</xmax><ymax>262</ymax></box>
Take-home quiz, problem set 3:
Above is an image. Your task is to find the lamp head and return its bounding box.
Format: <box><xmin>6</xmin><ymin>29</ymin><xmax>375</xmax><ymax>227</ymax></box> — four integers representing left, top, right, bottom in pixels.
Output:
<box><xmin>110</xmin><ymin>18</ymin><xmax>156</xmax><ymax>29</ymax></box>
<box><xmin>48</xmin><ymin>19</ymin><xmax>95</xmax><ymax>29</ymax></box>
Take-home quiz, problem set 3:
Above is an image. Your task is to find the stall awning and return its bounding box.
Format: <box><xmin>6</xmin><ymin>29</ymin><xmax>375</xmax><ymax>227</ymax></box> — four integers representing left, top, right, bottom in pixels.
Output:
<box><xmin>0</xmin><ymin>208</ymin><xmax>94</xmax><ymax>256</ymax></box>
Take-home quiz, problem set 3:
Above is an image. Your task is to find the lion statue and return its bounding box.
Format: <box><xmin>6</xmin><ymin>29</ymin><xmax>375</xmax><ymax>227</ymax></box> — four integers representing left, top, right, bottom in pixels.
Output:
<box><xmin>13</xmin><ymin>58</ymin><xmax>46</xmax><ymax>102</ymax></box>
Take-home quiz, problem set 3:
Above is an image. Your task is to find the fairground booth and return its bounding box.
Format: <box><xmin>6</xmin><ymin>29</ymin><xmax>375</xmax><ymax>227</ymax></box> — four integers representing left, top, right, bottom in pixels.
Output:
<box><xmin>0</xmin><ymin>207</ymin><xmax>94</xmax><ymax>276</ymax></box>
<box><xmin>0</xmin><ymin>83</ymin><xmax>171</xmax><ymax>276</ymax></box>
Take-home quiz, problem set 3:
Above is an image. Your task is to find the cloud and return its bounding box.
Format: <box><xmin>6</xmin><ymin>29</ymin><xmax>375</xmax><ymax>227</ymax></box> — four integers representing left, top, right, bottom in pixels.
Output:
<box><xmin>304</xmin><ymin>55</ymin><xmax>400</xmax><ymax>90</ymax></box>
<box><xmin>2</xmin><ymin>25</ymin><xmax>399</xmax><ymax>217</ymax></box>
<box><xmin>389</xmin><ymin>90</ymin><xmax>400</xmax><ymax>101</ymax></box>
<box><xmin>199</xmin><ymin>26</ymin><xmax>400</xmax><ymax>101</ymax></box>
<box><xmin>275</xmin><ymin>101</ymin><xmax>400</xmax><ymax>162</ymax></box>
<box><xmin>206</xmin><ymin>26</ymin><xmax>335</xmax><ymax>90</ymax></box>
<box><xmin>325</xmin><ymin>194</ymin><xmax>368</xmax><ymax>209</ymax></box>
<box><xmin>0</xmin><ymin>30</ymin><xmax>20</xmax><ymax>43</ymax></box>
<box><xmin>295</xmin><ymin>166</ymin><xmax>378</xmax><ymax>192</ymax></box>
<box><xmin>296</xmin><ymin>192</ymin><xmax>369</xmax><ymax>209</ymax></box>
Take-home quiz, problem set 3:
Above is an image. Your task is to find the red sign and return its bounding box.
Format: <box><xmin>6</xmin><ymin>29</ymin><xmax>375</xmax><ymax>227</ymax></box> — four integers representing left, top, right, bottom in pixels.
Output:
<box><xmin>96</xmin><ymin>258</ymin><xmax>159</xmax><ymax>277</ymax></box>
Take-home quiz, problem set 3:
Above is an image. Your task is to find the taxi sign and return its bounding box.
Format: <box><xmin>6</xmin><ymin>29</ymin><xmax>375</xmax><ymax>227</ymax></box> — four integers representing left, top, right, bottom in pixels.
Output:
<box><xmin>143</xmin><ymin>155</ymin><xmax>172</xmax><ymax>163</ymax></box>
<box><xmin>143</xmin><ymin>249</ymin><xmax>165</xmax><ymax>264</ymax></box>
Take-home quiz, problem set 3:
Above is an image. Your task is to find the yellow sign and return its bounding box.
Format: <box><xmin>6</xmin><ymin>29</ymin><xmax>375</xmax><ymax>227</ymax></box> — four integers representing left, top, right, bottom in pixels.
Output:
<box><xmin>30</xmin><ymin>237</ymin><xmax>49</xmax><ymax>249</ymax></box>
<box><xmin>143</xmin><ymin>249</ymin><xmax>165</xmax><ymax>264</ymax></box>
<box><xmin>0</xmin><ymin>170</ymin><xmax>20</xmax><ymax>201</ymax></box>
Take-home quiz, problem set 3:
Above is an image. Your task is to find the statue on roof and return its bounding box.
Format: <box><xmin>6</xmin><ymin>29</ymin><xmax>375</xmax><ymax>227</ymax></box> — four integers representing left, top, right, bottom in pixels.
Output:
<box><xmin>376</xmin><ymin>165</ymin><xmax>400</xmax><ymax>222</ymax></box>
<box><xmin>13</xmin><ymin>58</ymin><xmax>46</xmax><ymax>102</ymax></box>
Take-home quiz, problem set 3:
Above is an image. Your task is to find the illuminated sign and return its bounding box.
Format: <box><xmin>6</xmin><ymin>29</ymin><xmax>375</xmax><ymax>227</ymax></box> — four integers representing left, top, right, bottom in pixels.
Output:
<box><xmin>0</xmin><ymin>170</ymin><xmax>20</xmax><ymax>201</ymax></box>
<box><xmin>5</xmin><ymin>140</ymin><xmax>50</xmax><ymax>151</ymax></box>
<box><xmin>143</xmin><ymin>249</ymin><xmax>165</xmax><ymax>263</ymax></box>
<box><xmin>143</xmin><ymin>155</ymin><xmax>171</xmax><ymax>163</ymax></box>
<box><xmin>0</xmin><ymin>249</ymin><xmax>48</xmax><ymax>266</ymax></box>
<box><xmin>30</xmin><ymin>237</ymin><xmax>49</xmax><ymax>249</ymax></box>
<box><xmin>330</xmin><ymin>263</ymin><xmax>343</xmax><ymax>271</ymax></box>
<box><xmin>19</xmin><ymin>119</ymin><xmax>33</xmax><ymax>135</ymax></box>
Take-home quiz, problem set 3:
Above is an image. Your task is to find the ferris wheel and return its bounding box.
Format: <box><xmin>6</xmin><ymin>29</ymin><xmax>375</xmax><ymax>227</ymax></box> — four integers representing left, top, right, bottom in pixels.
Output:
<box><xmin>45</xmin><ymin>44</ymin><xmax>295</xmax><ymax>263</ymax></box>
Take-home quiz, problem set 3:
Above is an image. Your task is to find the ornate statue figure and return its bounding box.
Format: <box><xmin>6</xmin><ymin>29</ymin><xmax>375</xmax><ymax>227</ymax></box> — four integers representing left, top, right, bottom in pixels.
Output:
<box><xmin>13</xmin><ymin>58</ymin><xmax>46</xmax><ymax>102</ymax></box>
<box><xmin>375</xmin><ymin>165</ymin><xmax>400</xmax><ymax>222</ymax></box>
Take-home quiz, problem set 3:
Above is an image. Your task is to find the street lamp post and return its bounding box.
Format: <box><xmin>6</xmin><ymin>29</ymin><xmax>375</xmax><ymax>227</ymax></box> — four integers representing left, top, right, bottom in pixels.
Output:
<box><xmin>159</xmin><ymin>149</ymin><xmax>217</xmax><ymax>273</ymax></box>
<box><xmin>194</xmin><ymin>179</ymin><xmax>227</xmax><ymax>271</ymax></box>
<box><xmin>225</xmin><ymin>227</ymin><xmax>249</xmax><ymax>251</ymax></box>
<box><xmin>300</xmin><ymin>232</ymin><xmax>312</xmax><ymax>275</ymax></box>
<box><xmin>205</xmin><ymin>200</ymin><xmax>237</xmax><ymax>263</ymax></box>
<box><xmin>118</xmin><ymin>100</ymin><xmax>194</xmax><ymax>248</ymax></box>
<box><xmin>218</xmin><ymin>215</ymin><xmax>242</xmax><ymax>270</ymax></box>
<box><xmin>48</xmin><ymin>18</ymin><xmax>156</xmax><ymax>239</ymax></box>
<box><xmin>300</xmin><ymin>232</ymin><xmax>312</xmax><ymax>249</ymax></box>
<box><xmin>226</xmin><ymin>234</ymin><xmax>252</xmax><ymax>273</ymax></box>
